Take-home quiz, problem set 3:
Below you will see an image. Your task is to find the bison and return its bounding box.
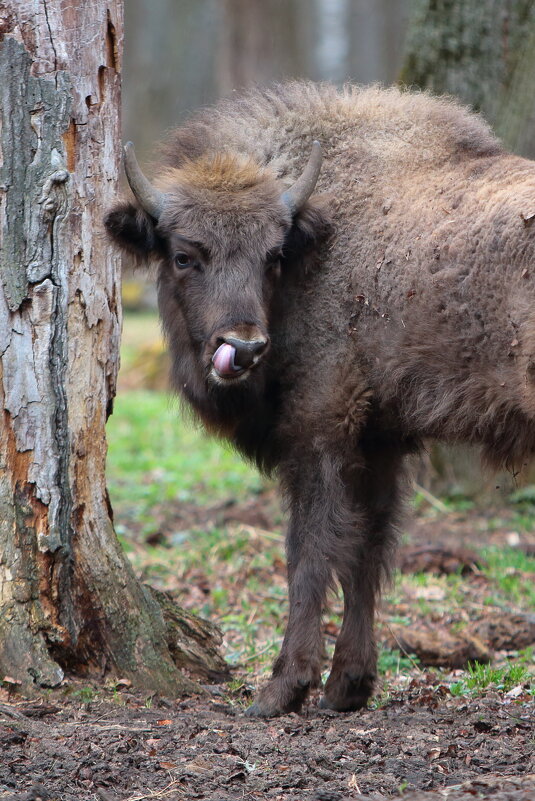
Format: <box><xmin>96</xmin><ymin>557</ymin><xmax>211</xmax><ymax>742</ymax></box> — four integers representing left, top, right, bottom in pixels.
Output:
<box><xmin>105</xmin><ymin>81</ymin><xmax>535</xmax><ymax>716</ymax></box>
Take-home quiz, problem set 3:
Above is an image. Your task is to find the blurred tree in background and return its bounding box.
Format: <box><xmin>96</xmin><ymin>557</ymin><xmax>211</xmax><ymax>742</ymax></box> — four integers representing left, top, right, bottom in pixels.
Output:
<box><xmin>401</xmin><ymin>0</ymin><xmax>535</xmax><ymax>496</ymax></box>
<box><xmin>401</xmin><ymin>0</ymin><xmax>535</xmax><ymax>158</ymax></box>
<box><xmin>123</xmin><ymin>0</ymin><xmax>410</xmax><ymax>161</ymax></box>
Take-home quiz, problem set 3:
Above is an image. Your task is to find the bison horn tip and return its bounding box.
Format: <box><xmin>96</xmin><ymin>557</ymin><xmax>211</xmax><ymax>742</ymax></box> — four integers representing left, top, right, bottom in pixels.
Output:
<box><xmin>281</xmin><ymin>140</ymin><xmax>323</xmax><ymax>216</ymax></box>
<box><xmin>123</xmin><ymin>141</ymin><xmax>165</xmax><ymax>221</ymax></box>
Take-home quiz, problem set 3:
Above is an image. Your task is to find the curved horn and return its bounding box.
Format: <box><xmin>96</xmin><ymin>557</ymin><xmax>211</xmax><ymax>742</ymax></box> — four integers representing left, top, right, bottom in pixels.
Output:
<box><xmin>123</xmin><ymin>141</ymin><xmax>165</xmax><ymax>220</ymax></box>
<box><xmin>281</xmin><ymin>140</ymin><xmax>323</xmax><ymax>216</ymax></box>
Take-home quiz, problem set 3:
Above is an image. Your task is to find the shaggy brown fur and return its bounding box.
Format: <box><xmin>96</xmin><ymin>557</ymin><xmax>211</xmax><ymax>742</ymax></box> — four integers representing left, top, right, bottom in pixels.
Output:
<box><xmin>105</xmin><ymin>81</ymin><xmax>535</xmax><ymax>717</ymax></box>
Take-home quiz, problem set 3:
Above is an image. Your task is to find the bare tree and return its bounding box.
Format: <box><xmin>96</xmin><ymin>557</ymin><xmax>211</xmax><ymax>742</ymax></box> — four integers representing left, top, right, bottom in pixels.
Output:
<box><xmin>0</xmin><ymin>0</ymin><xmax>226</xmax><ymax>693</ymax></box>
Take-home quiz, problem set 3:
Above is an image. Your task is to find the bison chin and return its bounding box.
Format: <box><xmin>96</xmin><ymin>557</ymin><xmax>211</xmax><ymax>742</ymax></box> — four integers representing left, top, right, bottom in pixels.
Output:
<box><xmin>206</xmin><ymin>358</ymin><xmax>267</xmax><ymax>394</ymax></box>
<box><xmin>205</xmin><ymin>361</ymin><xmax>268</xmax><ymax>425</ymax></box>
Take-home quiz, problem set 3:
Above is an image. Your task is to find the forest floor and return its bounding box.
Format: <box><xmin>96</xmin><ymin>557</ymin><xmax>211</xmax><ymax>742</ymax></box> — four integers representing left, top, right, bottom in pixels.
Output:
<box><xmin>1</xmin><ymin>314</ymin><xmax>533</xmax><ymax>801</ymax></box>
<box><xmin>1</xmin><ymin>498</ymin><xmax>533</xmax><ymax>801</ymax></box>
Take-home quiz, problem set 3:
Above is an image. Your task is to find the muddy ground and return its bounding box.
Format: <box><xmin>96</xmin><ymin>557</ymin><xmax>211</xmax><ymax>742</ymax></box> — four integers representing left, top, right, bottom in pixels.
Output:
<box><xmin>1</xmin><ymin>500</ymin><xmax>533</xmax><ymax>801</ymax></box>
<box><xmin>1</xmin><ymin>685</ymin><xmax>533</xmax><ymax>801</ymax></box>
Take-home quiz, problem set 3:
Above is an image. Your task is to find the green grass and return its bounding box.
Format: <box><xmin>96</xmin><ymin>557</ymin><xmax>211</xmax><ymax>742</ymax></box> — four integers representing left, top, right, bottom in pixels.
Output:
<box><xmin>377</xmin><ymin>647</ymin><xmax>418</xmax><ymax>676</ymax></box>
<box><xmin>450</xmin><ymin>660</ymin><xmax>533</xmax><ymax>697</ymax></box>
<box><xmin>480</xmin><ymin>545</ymin><xmax>535</xmax><ymax>608</ymax></box>
<box><xmin>107</xmin><ymin>389</ymin><xmax>263</xmax><ymax>535</ymax></box>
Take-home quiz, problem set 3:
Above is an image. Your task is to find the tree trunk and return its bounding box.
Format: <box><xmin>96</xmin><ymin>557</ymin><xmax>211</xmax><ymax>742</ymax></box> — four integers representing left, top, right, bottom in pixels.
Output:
<box><xmin>0</xmin><ymin>1</ymin><xmax>227</xmax><ymax>694</ymax></box>
<box><xmin>216</xmin><ymin>0</ymin><xmax>306</xmax><ymax>95</ymax></box>
<box><xmin>400</xmin><ymin>0</ymin><xmax>535</xmax><ymax>158</ymax></box>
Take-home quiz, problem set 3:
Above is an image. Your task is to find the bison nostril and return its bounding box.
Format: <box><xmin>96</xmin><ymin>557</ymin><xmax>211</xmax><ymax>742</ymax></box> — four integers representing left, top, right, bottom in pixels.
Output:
<box><xmin>224</xmin><ymin>337</ymin><xmax>268</xmax><ymax>370</ymax></box>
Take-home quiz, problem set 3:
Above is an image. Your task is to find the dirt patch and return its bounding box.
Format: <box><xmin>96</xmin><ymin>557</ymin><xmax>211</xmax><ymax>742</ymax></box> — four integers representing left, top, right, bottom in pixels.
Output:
<box><xmin>142</xmin><ymin>489</ymin><xmax>282</xmax><ymax>546</ymax></box>
<box><xmin>0</xmin><ymin>683</ymin><xmax>533</xmax><ymax>801</ymax></box>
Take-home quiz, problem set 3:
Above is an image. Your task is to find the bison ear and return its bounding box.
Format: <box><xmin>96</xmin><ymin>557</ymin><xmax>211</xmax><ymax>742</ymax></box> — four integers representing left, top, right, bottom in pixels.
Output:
<box><xmin>104</xmin><ymin>200</ymin><xmax>165</xmax><ymax>259</ymax></box>
<box><xmin>283</xmin><ymin>197</ymin><xmax>332</xmax><ymax>261</ymax></box>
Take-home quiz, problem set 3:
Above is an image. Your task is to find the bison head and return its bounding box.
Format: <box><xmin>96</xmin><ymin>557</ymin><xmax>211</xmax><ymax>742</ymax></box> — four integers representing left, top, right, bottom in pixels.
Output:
<box><xmin>105</xmin><ymin>142</ymin><xmax>327</xmax><ymax>414</ymax></box>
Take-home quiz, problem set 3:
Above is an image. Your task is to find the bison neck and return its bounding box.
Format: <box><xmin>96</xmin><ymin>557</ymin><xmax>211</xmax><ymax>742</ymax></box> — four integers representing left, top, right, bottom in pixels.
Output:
<box><xmin>183</xmin><ymin>376</ymin><xmax>283</xmax><ymax>474</ymax></box>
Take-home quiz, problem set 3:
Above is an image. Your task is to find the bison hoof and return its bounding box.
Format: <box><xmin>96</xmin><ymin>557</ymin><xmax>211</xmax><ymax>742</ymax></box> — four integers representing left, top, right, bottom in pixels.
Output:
<box><xmin>244</xmin><ymin>701</ymin><xmax>275</xmax><ymax>718</ymax></box>
<box><xmin>244</xmin><ymin>674</ymin><xmax>315</xmax><ymax>717</ymax></box>
<box><xmin>320</xmin><ymin>671</ymin><xmax>376</xmax><ymax>712</ymax></box>
<box><xmin>245</xmin><ymin>697</ymin><xmax>304</xmax><ymax>718</ymax></box>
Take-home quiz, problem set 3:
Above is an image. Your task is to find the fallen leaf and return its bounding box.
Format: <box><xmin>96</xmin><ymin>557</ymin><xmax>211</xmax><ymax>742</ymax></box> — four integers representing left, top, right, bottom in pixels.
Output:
<box><xmin>2</xmin><ymin>677</ymin><xmax>22</xmax><ymax>686</ymax></box>
<box><xmin>505</xmin><ymin>685</ymin><xmax>525</xmax><ymax>699</ymax></box>
<box><xmin>349</xmin><ymin>727</ymin><xmax>379</xmax><ymax>736</ymax></box>
<box><xmin>146</xmin><ymin>737</ymin><xmax>162</xmax><ymax>752</ymax></box>
<box><xmin>115</xmin><ymin>678</ymin><xmax>132</xmax><ymax>689</ymax></box>
<box><xmin>183</xmin><ymin>756</ymin><xmax>213</xmax><ymax>773</ymax></box>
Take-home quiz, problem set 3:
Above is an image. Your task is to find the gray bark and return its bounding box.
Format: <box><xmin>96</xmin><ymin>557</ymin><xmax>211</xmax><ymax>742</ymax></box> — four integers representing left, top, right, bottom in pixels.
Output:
<box><xmin>0</xmin><ymin>0</ymin><xmax>227</xmax><ymax>694</ymax></box>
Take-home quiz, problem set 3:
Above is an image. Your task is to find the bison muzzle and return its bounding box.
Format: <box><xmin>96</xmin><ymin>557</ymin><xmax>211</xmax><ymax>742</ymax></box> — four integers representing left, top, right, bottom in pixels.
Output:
<box><xmin>105</xmin><ymin>81</ymin><xmax>535</xmax><ymax>717</ymax></box>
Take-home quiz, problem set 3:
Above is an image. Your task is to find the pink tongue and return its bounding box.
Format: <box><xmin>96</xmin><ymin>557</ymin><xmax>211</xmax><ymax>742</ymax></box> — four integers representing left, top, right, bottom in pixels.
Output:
<box><xmin>212</xmin><ymin>343</ymin><xmax>239</xmax><ymax>376</ymax></box>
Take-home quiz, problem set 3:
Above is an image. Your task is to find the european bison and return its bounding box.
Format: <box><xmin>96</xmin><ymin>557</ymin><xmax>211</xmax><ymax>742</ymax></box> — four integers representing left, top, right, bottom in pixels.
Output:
<box><xmin>105</xmin><ymin>82</ymin><xmax>535</xmax><ymax>716</ymax></box>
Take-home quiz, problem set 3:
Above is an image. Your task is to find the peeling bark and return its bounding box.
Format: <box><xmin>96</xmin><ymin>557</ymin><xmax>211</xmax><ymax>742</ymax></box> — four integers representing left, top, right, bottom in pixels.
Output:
<box><xmin>0</xmin><ymin>1</ymin><xmax>225</xmax><ymax>695</ymax></box>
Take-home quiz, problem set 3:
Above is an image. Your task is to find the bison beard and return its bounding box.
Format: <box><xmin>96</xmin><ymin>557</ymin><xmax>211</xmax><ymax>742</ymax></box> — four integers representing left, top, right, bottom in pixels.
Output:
<box><xmin>105</xmin><ymin>81</ymin><xmax>535</xmax><ymax>716</ymax></box>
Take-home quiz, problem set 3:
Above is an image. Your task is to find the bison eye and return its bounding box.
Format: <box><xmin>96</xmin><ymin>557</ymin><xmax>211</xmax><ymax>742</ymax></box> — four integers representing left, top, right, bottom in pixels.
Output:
<box><xmin>174</xmin><ymin>251</ymin><xmax>194</xmax><ymax>269</ymax></box>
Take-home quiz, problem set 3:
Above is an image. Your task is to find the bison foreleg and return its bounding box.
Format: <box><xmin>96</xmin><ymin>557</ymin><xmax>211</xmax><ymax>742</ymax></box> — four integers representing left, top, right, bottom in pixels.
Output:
<box><xmin>245</xmin><ymin>543</ymin><xmax>328</xmax><ymax>717</ymax></box>
<box><xmin>246</xmin><ymin>455</ymin><xmax>346</xmax><ymax>717</ymax></box>
<box><xmin>321</xmin><ymin>563</ymin><xmax>379</xmax><ymax>711</ymax></box>
<box><xmin>321</xmin><ymin>446</ymin><xmax>405</xmax><ymax>712</ymax></box>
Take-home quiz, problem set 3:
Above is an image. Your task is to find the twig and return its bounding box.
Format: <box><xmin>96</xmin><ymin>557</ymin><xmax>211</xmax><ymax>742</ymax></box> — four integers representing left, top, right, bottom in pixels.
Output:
<box><xmin>123</xmin><ymin>780</ymin><xmax>184</xmax><ymax>801</ymax></box>
<box><xmin>384</xmin><ymin>622</ymin><xmax>424</xmax><ymax>673</ymax></box>
<box><xmin>235</xmin><ymin>524</ymin><xmax>283</xmax><ymax>542</ymax></box>
<box><xmin>414</xmin><ymin>483</ymin><xmax>449</xmax><ymax>513</ymax></box>
<box><xmin>243</xmin><ymin>641</ymin><xmax>278</xmax><ymax>662</ymax></box>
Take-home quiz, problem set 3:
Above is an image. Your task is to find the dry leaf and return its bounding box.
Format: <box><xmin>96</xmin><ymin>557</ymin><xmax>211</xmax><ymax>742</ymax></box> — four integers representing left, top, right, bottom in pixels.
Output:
<box><xmin>2</xmin><ymin>676</ymin><xmax>22</xmax><ymax>686</ymax></box>
<box><xmin>349</xmin><ymin>727</ymin><xmax>379</xmax><ymax>736</ymax></box>
<box><xmin>184</xmin><ymin>757</ymin><xmax>212</xmax><ymax>773</ymax></box>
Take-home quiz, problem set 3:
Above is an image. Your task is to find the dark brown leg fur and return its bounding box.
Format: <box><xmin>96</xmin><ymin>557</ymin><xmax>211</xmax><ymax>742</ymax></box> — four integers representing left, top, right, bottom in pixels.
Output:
<box><xmin>246</xmin><ymin>451</ymin><xmax>356</xmax><ymax>717</ymax></box>
<box><xmin>321</xmin><ymin>445</ymin><xmax>405</xmax><ymax>712</ymax></box>
<box><xmin>245</xmin><ymin>555</ymin><xmax>327</xmax><ymax>717</ymax></box>
<box><xmin>246</xmin><ymin>441</ymin><xmax>406</xmax><ymax>717</ymax></box>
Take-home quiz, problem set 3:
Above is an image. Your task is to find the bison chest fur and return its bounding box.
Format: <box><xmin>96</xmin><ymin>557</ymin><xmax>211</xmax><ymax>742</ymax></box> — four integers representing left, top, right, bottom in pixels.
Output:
<box><xmin>105</xmin><ymin>81</ymin><xmax>535</xmax><ymax>716</ymax></box>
